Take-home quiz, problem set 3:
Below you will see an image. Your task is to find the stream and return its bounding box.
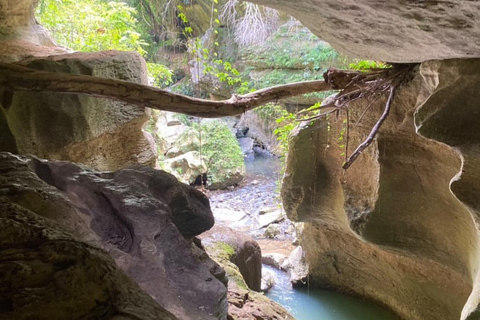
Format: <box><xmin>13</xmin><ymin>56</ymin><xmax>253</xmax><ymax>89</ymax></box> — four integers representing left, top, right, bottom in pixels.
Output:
<box><xmin>264</xmin><ymin>265</ymin><xmax>400</xmax><ymax>320</ymax></box>
<box><xmin>209</xmin><ymin>154</ymin><xmax>401</xmax><ymax>320</ymax></box>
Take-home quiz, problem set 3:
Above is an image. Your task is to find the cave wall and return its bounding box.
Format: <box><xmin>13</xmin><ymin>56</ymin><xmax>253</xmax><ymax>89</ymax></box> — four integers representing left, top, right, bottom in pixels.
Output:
<box><xmin>282</xmin><ymin>59</ymin><xmax>480</xmax><ymax>320</ymax></box>
<box><xmin>0</xmin><ymin>152</ymin><xmax>228</xmax><ymax>320</ymax></box>
<box><xmin>249</xmin><ymin>0</ymin><xmax>480</xmax><ymax>62</ymax></box>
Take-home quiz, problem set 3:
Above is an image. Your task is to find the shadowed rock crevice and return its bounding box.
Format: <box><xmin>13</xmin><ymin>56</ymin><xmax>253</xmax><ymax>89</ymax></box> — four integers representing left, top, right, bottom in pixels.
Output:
<box><xmin>0</xmin><ymin>201</ymin><xmax>178</xmax><ymax>320</ymax></box>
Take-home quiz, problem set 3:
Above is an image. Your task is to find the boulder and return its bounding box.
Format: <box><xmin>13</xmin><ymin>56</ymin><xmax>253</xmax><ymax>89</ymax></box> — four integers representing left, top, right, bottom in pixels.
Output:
<box><xmin>201</xmin><ymin>227</ymin><xmax>294</xmax><ymax>320</ymax></box>
<box><xmin>165</xmin><ymin>130</ymin><xmax>200</xmax><ymax>159</ymax></box>
<box><xmin>261</xmin><ymin>253</ymin><xmax>287</xmax><ymax>270</ymax></box>
<box><xmin>261</xmin><ymin>269</ymin><xmax>276</xmax><ymax>293</ymax></box>
<box><xmin>212</xmin><ymin>207</ymin><xmax>247</xmax><ymax>225</ymax></box>
<box><xmin>163</xmin><ymin>151</ymin><xmax>208</xmax><ymax>185</ymax></box>
<box><xmin>258</xmin><ymin>209</ymin><xmax>284</xmax><ymax>228</ymax></box>
<box><xmin>0</xmin><ymin>153</ymin><xmax>227</xmax><ymax>320</ymax></box>
<box><xmin>0</xmin><ymin>202</ymin><xmax>177</xmax><ymax>320</ymax></box>
<box><xmin>264</xmin><ymin>224</ymin><xmax>281</xmax><ymax>239</ymax></box>
<box><xmin>201</xmin><ymin>225</ymin><xmax>262</xmax><ymax>292</ymax></box>
<box><xmin>281</xmin><ymin>246</ymin><xmax>309</xmax><ymax>288</ymax></box>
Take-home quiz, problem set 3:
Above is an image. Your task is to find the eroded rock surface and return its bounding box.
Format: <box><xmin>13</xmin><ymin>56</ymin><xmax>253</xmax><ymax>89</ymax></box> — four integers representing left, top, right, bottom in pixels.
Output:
<box><xmin>0</xmin><ymin>153</ymin><xmax>227</xmax><ymax>320</ymax></box>
<box><xmin>250</xmin><ymin>0</ymin><xmax>480</xmax><ymax>62</ymax></box>
<box><xmin>282</xmin><ymin>59</ymin><xmax>480</xmax><ymax>320</ymax></box>
<box><xmin>0</xmin><ymin>51</ymin><xmax>156</xmax><ymax>170</ymax></box>
<box><xmin>200</xmin><ymin>226</ymin><xmax>294</xmax><ymax>320</ymax></box>
<box><xmin>0</xmin><ymin>202</ymin><xmax>178</xmax><ymax>320</ymax></box>
<box><xmin>201</xmin><ymin>225</ymin><xmax>262</xmax><ymax>292</ymax></box>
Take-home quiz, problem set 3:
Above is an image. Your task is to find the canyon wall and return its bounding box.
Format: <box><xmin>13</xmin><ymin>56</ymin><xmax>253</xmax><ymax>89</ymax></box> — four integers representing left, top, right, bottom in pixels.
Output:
<box><xmin>282</xmin><ymin>59</ymin><xmax>480</xmax><ymax>320</ymax></box>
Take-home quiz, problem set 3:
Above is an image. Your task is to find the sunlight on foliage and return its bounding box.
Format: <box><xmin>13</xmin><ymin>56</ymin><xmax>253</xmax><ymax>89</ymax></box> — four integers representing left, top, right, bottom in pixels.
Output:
<box><xmin>348</xmin><ymin>60</ymin><xmax>387</xmax><ymax>71</ymax></box>
<box><xmin>146</xmin><ymin>63</ymin><xmax>173</xmax><ymax>88</ymax></box>
<box><xmin>36</xmin><ymin>0</ymin><xmax>148</xmax><ymax>54</ymax></box>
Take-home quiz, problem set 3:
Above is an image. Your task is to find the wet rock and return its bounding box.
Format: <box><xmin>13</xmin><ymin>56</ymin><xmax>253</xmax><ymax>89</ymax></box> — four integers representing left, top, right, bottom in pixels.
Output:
<box><xmin>201</xmin><ymin>225</ymin><xmax>262</xmax><ymax>292</ymax></box>
<box><xmin>0</xmin><ymin>153</ymin><xmax>226</xmax><ymax>320</ymax></box>
<box><xmin>261</xmin><ymin>269</ymin><xmax>276</xmax><ymax>293</ymax></box>
<box><xmin>281</xmin><ymin>246</ymin><xmax>309</xmax><ymax>288</ymax></box>
<box><xmin>201</xmin><ymin>226</ymin><xmax>294</xmax><ymax>320</ymax></box>
<box><xmin>262</xmin><ymin>253</ymin><xmax>287</xmax><ymax>270</ymax></box>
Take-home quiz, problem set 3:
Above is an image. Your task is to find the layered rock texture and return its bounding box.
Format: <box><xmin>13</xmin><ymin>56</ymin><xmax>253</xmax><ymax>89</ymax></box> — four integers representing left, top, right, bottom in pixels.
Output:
<box><xmin>2</xmin><ymin>0</ymin><xmax>480</xmax><ymax>320</ymax></box>
<box><xmin>0</xmin><ymin>153</ymin><xmax>227</xmax><ymax>320</ymax></box>
<box><xmin>282</xmin><ymin>59</ymin><xmax>480</xmax><ymax>320</ymax></box>
<box><xmin>0</xmin><ymin>51</ymin><xmax>156</xmax><ymax>170</ymax></box>
<box><xmin>251</xmin><ymin>0</ymin><xmax>480</xmax><ymax>62</ymax></box>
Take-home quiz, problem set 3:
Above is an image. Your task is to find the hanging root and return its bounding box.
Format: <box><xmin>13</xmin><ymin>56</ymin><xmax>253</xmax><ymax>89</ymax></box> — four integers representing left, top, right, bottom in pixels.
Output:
<box><xmin>342</xmin><ymin>85</ymin><xmax>395</xmax><ymax>169</ymax></box>
<box><xmin>303</xmin><ymin>63</ymin><xmax>419</xmax><ymax>169</ymax></box>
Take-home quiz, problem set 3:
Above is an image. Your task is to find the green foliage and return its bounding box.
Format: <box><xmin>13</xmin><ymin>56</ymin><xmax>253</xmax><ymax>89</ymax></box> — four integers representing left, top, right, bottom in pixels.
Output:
<box><xmin>176</xmin><ymin>3</ymin><xmax>249</xmax><ymax>95</ymax></box>
<box><xmin>274</xmin><ymin>111</ymin><xmax>299</xmax><ymax>156</ymax></box>
<box><xmin>194</xmin><ymin>121</ymin><xmax>245</xmax><ymax>185</ymax></box>
<box><xmin>37</xmin><ymin>0</ymin><xmax>148</xmax><ymax>54</ymax></box>
<box><xmin>348</xmin><ymin>60</ymin><xmax>387</xmax><ymax>71</ymax></box>
<box><xmin>253</xmin><ymin>103</ymin><xmax>285</xmax><ymax>122</ymax></box>
<box><xmin>213</xmin><ymin>242</ymin><xmax>235</xmax><ymax>260</ymax></box>
<box><xmin>146</xmin><ymin>63</ymin><xmax>173</xmax><ymax>88</ymax></box>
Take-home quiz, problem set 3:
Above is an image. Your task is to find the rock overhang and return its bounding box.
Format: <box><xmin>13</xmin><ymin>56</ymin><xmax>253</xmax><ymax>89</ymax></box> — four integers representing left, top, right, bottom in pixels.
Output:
<box><xmin>248</xmin><ymin>0</ymin><xmax>480</xmax><ymax>62</ymax></box>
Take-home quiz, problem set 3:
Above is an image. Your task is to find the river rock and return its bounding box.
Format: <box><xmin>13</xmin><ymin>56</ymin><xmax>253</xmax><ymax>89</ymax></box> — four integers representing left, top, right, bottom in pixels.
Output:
<box><xmin>261</xmin><ymin>269</ymin><xmax>276</xmax><ymax>293</ymax></box>
<box><xmin>0</xmin><ymin>152</ymin><xmax>227</xmax><ymax>320</ymax></box>
<box><xmin>201</xmin><ymin>227</ymin><xmax>294</xmax><ymax>320</ymax></box>
<box><xmin>201</xmin><ymin>225</ymin><xmax>262</xmax><ymax>292</ymax></box>
<box><xmin>259</xmin><ymin>209</ymin><xmax>284</xmax><ymax>228</ymax></box>
<box><xmin>281</xmin><ymin>246</ymin><xmax>309</xmax><ymax>288</ymax></box>
<box><xmin>212</xmin><ymin>207</ymin><xmax>247</xmax><ymax>225</ymax></box>
<box><xmin>262</xmin><ymin>253</ymin><xmax>287</xmax><ymax>270</ymax></box>
<box><xmin>264</xmin><ymin>223</ymin><xmax>282</xmax><ymax>239</ymax></box>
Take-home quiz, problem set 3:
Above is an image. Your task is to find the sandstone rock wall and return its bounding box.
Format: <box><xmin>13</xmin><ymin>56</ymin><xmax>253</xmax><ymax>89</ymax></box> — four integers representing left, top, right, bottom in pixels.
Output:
<box><xmin>1</xmin><ymin>51</ymin><xmax>157</xmax><ymax>170</ymax></box>
<box><xmin>249</xmin><ymin>0</ymin><xmax>480</xmax><ymax>62</ymax></box>
<box><xmin>282</xmin><ymin>59</ymin><xmax>480</xmax><ymax>320</ymax></box>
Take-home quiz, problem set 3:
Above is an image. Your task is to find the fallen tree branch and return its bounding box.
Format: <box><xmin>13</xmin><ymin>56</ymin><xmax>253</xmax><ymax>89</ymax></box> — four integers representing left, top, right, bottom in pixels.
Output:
<box><xmin>0</xmin><ymin>62</ymin><xmax>332</xmax><ymax>118</ymax></box>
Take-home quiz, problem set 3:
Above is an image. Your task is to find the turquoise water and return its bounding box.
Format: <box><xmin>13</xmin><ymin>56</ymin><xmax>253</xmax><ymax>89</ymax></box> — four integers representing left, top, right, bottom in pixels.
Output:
<box><xmin>264</xmin><ymin>265</ymin><xmax>401</xmax><ymax>320</ymax></box>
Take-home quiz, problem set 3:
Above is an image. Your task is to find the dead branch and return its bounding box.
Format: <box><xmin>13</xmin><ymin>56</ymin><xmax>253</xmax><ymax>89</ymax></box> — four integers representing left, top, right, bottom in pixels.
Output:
<box><xmin>0</xmin><ymin>62</ymin><xmax>331</xmax><ymax>118</ymax></box>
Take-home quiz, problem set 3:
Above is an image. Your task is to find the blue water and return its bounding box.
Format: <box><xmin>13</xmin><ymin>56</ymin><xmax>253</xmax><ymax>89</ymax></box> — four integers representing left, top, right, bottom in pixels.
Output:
<box><xmin>264</xmin><ymin>265</ymin><xmax>401</xmax><ymax>320</ymax></box>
